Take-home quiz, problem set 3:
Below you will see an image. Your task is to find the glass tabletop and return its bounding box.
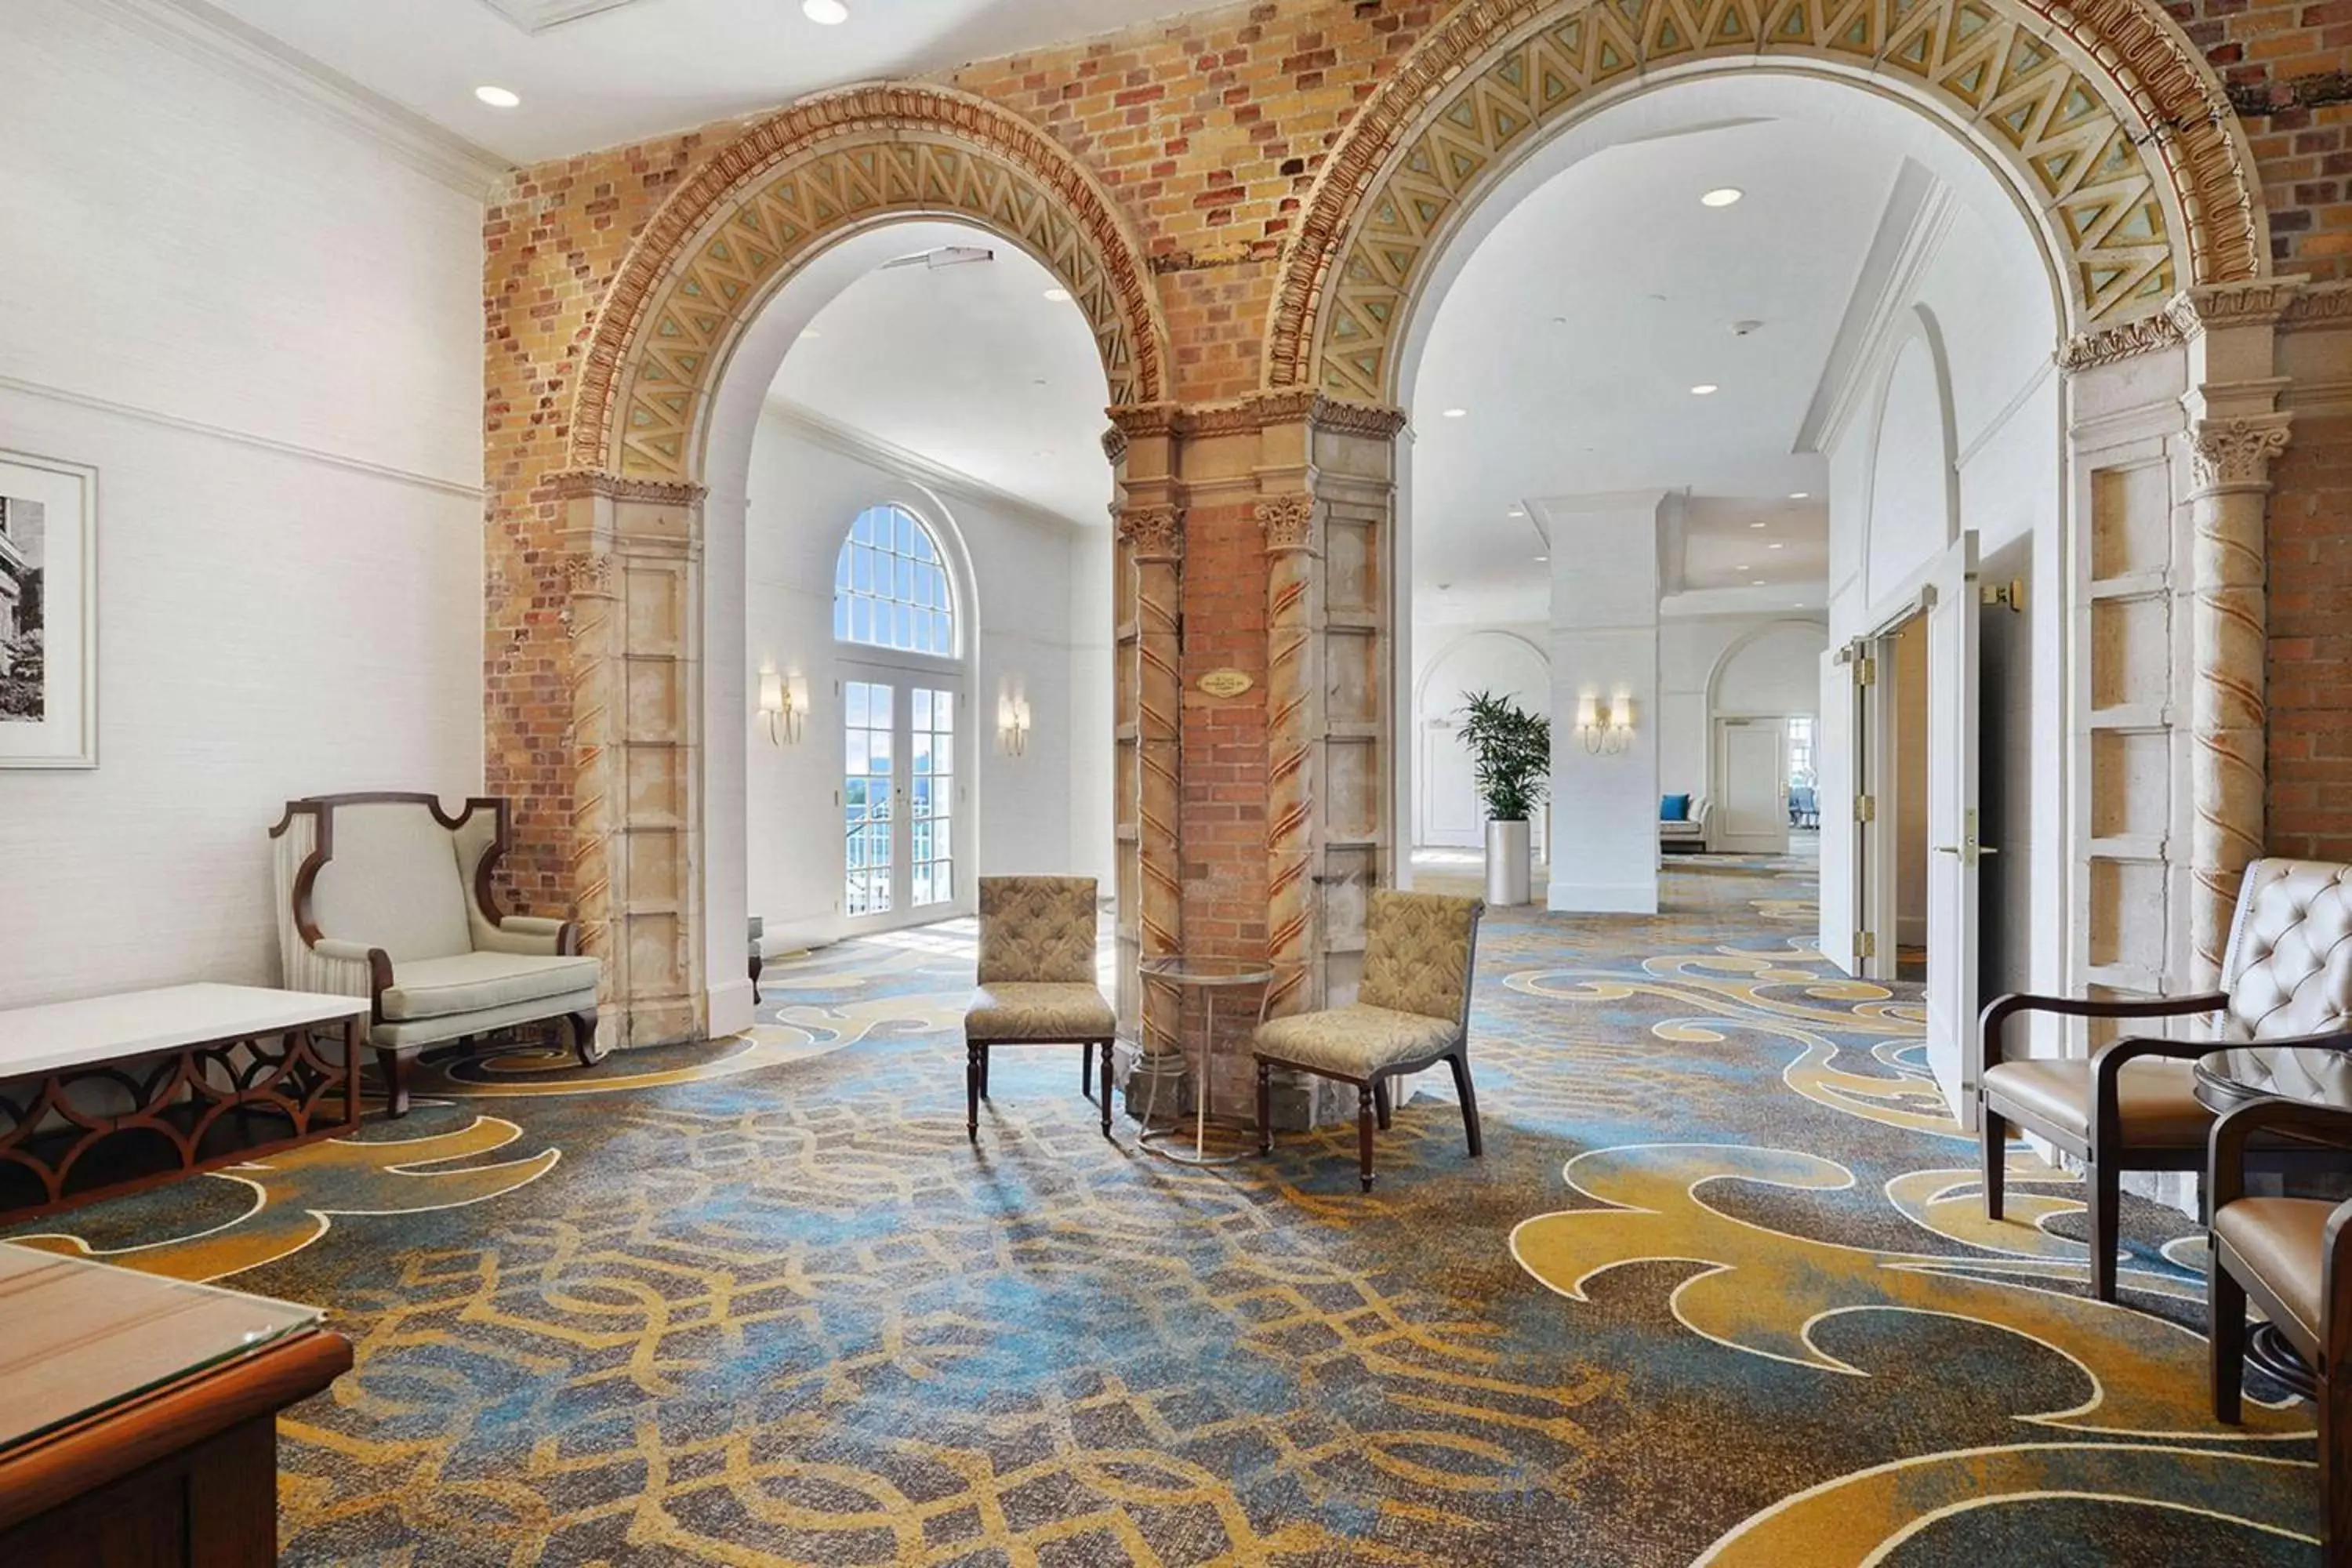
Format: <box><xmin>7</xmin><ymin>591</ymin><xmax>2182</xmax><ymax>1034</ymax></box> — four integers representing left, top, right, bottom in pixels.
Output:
<box><xmin>2194</xmin><ymin>1045</ymin><xmax>2352</xmax><ymax>1112</ymax></box>
<box><xmin>0</xmin><ymin>1243</ymin><xmax>325</xmax><ymax>1450</ymax></box>
<box><xmin>1138</xmin><ymin>955</ymin><xmax>1276</xmax><ymax>988</ymax></box>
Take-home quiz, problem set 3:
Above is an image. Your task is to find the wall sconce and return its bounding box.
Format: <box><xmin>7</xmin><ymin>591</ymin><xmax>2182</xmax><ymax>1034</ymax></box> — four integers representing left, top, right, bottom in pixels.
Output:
<box><xmin>997</xmin><ymin>694</ymin><xmax>1032</xmax><ymax>756</ymax></box>
<box><xmin>1577</xmin><ymin>692</ymin><xmax>1634</xmax><ymax>756</ymax></box>
<box><xmin>759</xmin><ymin>669</ymin><xmax>808</xmax><ymax>746</ymax></box>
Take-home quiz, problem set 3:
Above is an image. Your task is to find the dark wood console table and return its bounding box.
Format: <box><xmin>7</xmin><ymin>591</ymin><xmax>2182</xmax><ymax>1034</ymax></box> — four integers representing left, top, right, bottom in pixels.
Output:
<box><xmin>0</xmin><ymin>1243</ymin><xmax>350</xmax><ymax>1566</ymax></box>
<box><xmin>0</xmin><ymin>983</ymin><xmax>368</xmax><ymax>1219</ymax></box>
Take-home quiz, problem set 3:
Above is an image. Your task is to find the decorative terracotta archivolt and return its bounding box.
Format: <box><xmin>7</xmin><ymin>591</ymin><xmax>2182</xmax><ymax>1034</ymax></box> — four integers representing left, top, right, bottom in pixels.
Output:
<box><xmin>1267</xmin><ymin>0</ymin><xmax>2263</xmax><ymax>401</ymax></box>
<box><xmin>570</xmin><ymin>84</ymin><xmax>1172</xmax><ymax>481</ymax></box>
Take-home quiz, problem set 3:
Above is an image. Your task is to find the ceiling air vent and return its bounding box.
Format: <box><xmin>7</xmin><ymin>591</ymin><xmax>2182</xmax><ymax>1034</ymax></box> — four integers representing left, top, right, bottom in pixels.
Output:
<box><xmin>877</xmin><ymin>246</ymin><xmax>997</xmax><ymax>272</ymax></box>
<box><xmin>478</xmin><ymin>0</ymin><xmax>647</xmax><ymax>34</ymax></box>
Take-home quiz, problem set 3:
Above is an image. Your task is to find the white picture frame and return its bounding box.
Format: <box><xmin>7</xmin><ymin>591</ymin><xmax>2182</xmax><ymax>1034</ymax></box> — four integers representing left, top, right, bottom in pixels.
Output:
<box><xmin>0</xmin><ymin>449</ymin><xmax>97</xmax><ymax>768</ymax></box>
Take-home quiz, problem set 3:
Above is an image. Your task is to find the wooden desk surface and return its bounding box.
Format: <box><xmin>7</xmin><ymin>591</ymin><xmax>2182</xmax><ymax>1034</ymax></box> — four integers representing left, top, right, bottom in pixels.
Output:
<box><xmin>0</xmin><ymin>1245</ymin><xmax>325</xmax><ymax>1450</ymax></box>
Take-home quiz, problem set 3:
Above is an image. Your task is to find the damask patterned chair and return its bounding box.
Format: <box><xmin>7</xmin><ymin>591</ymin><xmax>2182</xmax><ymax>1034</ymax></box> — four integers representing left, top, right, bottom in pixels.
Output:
<box><xmin>965</xmin><ymin>876</ymin><xmax>1116</xmax><ymax>1141</ymax></box>
<box><xmin>2208</xmin><ymin>1095</ymin><xmax>2352</xmax><ymax>1562</ymax></box>
<box><xmin>1980</xmin><ymin>857</ymin><xmax>2352</xmax><ymax>1301</ymax></box>
<box><xmin>271</xmin><ymin>793</ymin><xmax>604</xmax><ymax>1117</ymax></box>
<box><xmin>1253</xmin><ymin>890</ymin><xmax>1485</xmax><ymax>1192</ymax></box>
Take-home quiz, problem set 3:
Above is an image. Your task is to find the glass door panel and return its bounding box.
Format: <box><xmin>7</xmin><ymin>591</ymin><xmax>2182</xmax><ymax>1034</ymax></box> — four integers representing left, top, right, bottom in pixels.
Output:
<box><xmin>912</xmin><ymin>688</ymin><xmax>955</xmax><ymax>908</ymax></box>
<box><xmin>844</xmin><ymin>680</ymin><xmax>895</xmax><ymax>917</ymax></box>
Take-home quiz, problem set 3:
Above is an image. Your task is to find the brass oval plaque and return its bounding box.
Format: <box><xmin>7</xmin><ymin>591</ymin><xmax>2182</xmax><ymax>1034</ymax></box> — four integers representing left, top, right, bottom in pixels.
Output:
<box><xmin>1198</xmin><ymin>669</ymin><xmax>1254</xmax><ymax>699</ymax></box>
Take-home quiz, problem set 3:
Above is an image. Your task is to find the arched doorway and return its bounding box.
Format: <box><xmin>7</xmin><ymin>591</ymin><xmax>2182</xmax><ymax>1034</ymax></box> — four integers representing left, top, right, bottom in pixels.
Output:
<box><xmin>1250</xmin><ymin>0</ymin><xmax>2278</xmax><ymax>1108</ymax></box>
<box><xmin>552</xmin><ymin>85</ymin><xmax>1169</xmax><ymax>1048</ymax></box>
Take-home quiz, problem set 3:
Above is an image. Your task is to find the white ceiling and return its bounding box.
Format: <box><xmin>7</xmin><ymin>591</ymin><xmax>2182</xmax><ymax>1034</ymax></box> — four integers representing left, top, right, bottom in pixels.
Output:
<box><xmin>203</xmin><ymin>0</ymin><xmax>1231</xmax><ymax>163</ymax></box>
<box><xmin>1410</xmin><ymin>95</ymin><xmax>1915</xmax><ymax>624</ymax></box>
<box><xmin>769</xmin><ymin>224</ymin><xmax>1112</xmax><ymax>528</ymax></box>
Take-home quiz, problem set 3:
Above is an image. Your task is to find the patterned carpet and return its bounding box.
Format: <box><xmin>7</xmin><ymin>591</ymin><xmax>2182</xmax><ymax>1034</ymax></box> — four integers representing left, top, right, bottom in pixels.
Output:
<box><xmin>5</xmin><ymin>855</ymin><xmax>2321</xmax><ymax>1565</ymax></box>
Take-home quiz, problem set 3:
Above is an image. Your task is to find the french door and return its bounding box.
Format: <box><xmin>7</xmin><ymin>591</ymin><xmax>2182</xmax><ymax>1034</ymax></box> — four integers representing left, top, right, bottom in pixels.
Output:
<box><xmin>842</xmin><ymin>670</ymin><xmax>964</xmax><ymax>924</ymax></box>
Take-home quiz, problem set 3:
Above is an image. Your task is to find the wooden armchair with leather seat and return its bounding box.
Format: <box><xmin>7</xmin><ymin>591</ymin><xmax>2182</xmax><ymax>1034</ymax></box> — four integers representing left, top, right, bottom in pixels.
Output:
<box><xmin>2208</xmin><ymin>1094</ymin><xmax>2352</xmax><ymax>1563</ymax></box>
<box><xmin>1980</xmin><ymin>858</ymin><xmax>2352</xmax><ymax>1301</ymax></box>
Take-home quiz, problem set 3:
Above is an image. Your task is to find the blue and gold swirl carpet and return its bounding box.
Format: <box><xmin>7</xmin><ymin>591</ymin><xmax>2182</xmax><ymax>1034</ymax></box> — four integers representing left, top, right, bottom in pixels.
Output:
<box><xmin>4</xmin><ymin>855</ymin><xmax>2321</xmax><ymax>1564</ymax></box>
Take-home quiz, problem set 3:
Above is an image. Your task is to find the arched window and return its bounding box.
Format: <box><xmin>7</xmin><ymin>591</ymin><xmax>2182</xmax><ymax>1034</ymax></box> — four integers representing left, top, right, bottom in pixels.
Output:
<box><xmin>833</xmin><ymin>503</ymin><xmax>956</xmax><ymax>655</ymax></box>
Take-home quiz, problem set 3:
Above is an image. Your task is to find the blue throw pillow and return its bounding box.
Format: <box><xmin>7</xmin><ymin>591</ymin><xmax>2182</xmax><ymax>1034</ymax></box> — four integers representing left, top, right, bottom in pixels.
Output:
<box><xmin>1661</xmin><ymin>793</ymin><xmax>1690</xmax><ymax>822</ymax></box>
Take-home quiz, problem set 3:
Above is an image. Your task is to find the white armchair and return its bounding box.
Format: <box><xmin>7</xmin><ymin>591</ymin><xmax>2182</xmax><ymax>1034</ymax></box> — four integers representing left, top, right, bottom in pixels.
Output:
<box><xmin>1659</xmin><ymin>793</ymin><xmax>1711</xmax><ymax>853</ymax></box>
<box><xmin>270</xmin><ymin>793</ymin><xmax>604</xmax><ymax>1116</ymax></box>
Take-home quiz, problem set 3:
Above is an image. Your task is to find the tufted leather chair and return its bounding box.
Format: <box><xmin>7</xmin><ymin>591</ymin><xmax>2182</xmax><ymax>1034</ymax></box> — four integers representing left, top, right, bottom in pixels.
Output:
<box><xmin>1252</xmin><ymin>890</ymin><xmax>1486</xmax><ymax>1192</ymax></box>
<box><xmin>964</xmin><ymin>877</ymin><xmax>1115</xmax><ymax>1141</ymax></box>
<box><xmin>1980</xmin><ymin>857</ymin><xmax>2352</xmax><ymax>1302</ymax></box>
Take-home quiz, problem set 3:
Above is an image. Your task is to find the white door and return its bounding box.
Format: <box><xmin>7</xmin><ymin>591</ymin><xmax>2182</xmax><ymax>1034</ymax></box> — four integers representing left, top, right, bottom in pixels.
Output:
<box><xmin>1817</xmin><ymin>648</ymin><xmax>1860</xmax><ymax>975</ymax></box>
<box><xmin>1415</xmin><ymin>632</ymin><xmax>1549</xmax><ymax>850</ymax></box>
<box><xmin>1924</xmin><ymin>532</ymin><xmax>1981</xmax><ymax>1123</ymax></box>
<box><xmin>1712</xmin><ymin>717</ymin><xmax>1789</xmax><ymax>855</ymax></box>
<box><xmin>1421</xmin><ymin>717</ymin><xmax>1482</xmax><ymax>848</ymax></box>
<box><xmin>842</xmin><ymin>673</ymin><xmax>964</xmax><ymax>924</ymax></box>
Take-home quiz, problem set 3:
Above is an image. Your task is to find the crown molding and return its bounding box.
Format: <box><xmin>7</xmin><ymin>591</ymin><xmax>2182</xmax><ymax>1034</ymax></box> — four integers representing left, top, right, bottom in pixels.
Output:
<box><xmin>1798</xmin><ymin>160</ymin><xmax>1955</xmax><ymax>455</ymax></box>
<box><xmin>86</xmin><ymin>0</ymin><xmax>510</xmax><ymax>197</ymax></box>
<box><xmin>762</xmin><ymin>397</ymin><xmax>1099</xmax><ymax>538</ymax></box>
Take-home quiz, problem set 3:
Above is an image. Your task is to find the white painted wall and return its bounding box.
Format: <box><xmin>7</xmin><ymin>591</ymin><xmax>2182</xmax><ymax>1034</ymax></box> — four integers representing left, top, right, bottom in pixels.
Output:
<box><xmin>742</xmin><ymin>408</ymin><xmax>1108</xmax><ymax>949</ymax></box>
<box><xmin>1410</xmin><ymin>622</ymin><xmax>1548</xmax><ymax>849</ymax></box>
<box><xmin>1820</xmin><ymin>187</ymin><xmax>2061</xmax><ymax>1010</ymax></box>
<box><xmin>1658</xmin><ymin>614</ymin><xmax>1828</xmax><ymax>801</ymax></box>
<box><xmin>1547</xmin><ymin>496</ymin><xmax>1661</xmax><ymax>913</ymax></box>
<box><xmin>0</xmin><ymin>0</ymin><xmax>488</xmax><ymax>1009</ymax></box>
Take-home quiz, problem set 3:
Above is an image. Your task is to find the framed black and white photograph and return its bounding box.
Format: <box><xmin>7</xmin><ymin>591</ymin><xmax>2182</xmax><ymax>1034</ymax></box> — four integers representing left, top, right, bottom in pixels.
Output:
<box><xmin>0</xmin><ymin>449</ymin><xmax>96</xmax><ymax>768</ymax></box>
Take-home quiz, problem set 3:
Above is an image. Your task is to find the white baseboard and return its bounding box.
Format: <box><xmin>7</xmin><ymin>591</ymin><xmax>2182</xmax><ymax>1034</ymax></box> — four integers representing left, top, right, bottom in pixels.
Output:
<box><xmin>1547</xmin><ymin>880</ymin><xmax>1659</xmax><ymax>914</ymax></box>
<box><xmin>708</xmin><ymin>978</ymin><xmax>757</xmax><ymax>1037</ymax></box>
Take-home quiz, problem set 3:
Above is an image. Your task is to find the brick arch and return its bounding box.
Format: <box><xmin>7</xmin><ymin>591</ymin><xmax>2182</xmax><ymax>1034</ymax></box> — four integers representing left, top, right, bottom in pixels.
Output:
<box><xmin>570</xmin><ymin>83</ymin><xmax>1171</xmax><ymax>481</ymax></box>
<box><xmin>1265</xmin><ymin>0</ymin><xmax>2265</xmax><ymax>401</ymax></box>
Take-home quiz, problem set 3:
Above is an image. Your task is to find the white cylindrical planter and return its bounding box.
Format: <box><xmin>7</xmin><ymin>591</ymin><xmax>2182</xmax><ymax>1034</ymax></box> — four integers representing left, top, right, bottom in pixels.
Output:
<box><xmin>1484</xmin><ymin>818</ymin><xmax>1532</xmax><ymax>906</ymax></box>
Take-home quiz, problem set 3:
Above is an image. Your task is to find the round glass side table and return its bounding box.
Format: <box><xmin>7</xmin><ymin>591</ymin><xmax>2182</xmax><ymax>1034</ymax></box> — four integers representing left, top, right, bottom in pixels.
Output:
<box><xmin>2191</xmin><ymin>1044</ymin><xmax>2352</xmax><ymax>1399</ymax></box>
<box><xmin>1135</xmin><ymin>956</ymin><xmax>1275</xmax><ymax>1167</ymax></box>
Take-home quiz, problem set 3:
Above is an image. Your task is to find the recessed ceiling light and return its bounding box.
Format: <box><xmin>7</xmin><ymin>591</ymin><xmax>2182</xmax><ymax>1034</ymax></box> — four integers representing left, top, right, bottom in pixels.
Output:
<box><xmin>1749</xmin><ymin>521</ymin><xmax>1767</xmax><ymax>529</ymax></box>
<box><xmin>803</xmin><ymin>0</ymin><xmax>849</xmax><ymax>22</ymax></box>
<box><xmin>1507</xmin><ymin>507</ymin><xmax>1526</xmax><ymax>517</ymax></box>
<box><xmin>1442</xmin><ymin>408</ymin><xmax>1468</xmax><ymax>419</ymax></box>
<box><xmin>1768</xmin><ymin>543</ymin><xmax>1785</xmax><ymax>550</ymax></box>
<box><xmin>1534</xmin><ymin>555</ymin><xmax>1548</xmax><ymax>562</ymax></box>
<box><xmin>1690</xmin><ymin>384</ymin><xmax>1719</xmax><ymax>396</ymax></box>
<box><xmin>1701</xmin><ymin>187</ymin><xmax>1744</xmax><ymax>208</ymax></box>
<box><xmin>1042</xmin><ymin>287</ymin><xmax>1070</xmax><ymax>303</ymax></box>
<box><xmin>475</xmin><ymin>85</ymin><xmax>521</xmax><ymax>108</ymax></box>
<box><xmin>1789</xmin><ymin>491</ymin><xmax>1809</xmax><ymax>499</ymax></box>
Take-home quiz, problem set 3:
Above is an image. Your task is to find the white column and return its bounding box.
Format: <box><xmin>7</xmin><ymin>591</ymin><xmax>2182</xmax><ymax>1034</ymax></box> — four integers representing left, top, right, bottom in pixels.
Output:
<box><xmin>1546</xmin><ymin>492</ymin><xmax>1663</xmax><ymax>914</ymax></box>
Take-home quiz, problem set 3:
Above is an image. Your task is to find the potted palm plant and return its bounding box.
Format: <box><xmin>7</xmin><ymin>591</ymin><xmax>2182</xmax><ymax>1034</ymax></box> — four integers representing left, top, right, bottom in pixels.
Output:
<box><xmin>1456</xmin><ymin>690</ymin><xmax>1551</xmax><ymax>906</ymax></box>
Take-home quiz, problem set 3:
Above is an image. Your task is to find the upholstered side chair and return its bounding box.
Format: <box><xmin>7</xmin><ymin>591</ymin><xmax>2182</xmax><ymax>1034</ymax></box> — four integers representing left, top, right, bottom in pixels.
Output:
<box><xmin>1980</xmin><ymin>857</ymin><xmax>2352</xmax><ymax>1301</ymax></box>
<box><xmin>2209</xmin><ymin>1096</ymin><xmax>2352</xmax><ymax>1561</ymax></box>
<box><xmin>965</xmin><ymin>876</ymin><xmax>1115</xmax><ymax>1140</ymax></box>
<box><xmin>271</xmin><ymin>794</ymin><xmax>604</xmax><ymax>1117</ymax></box>
<box><xmin>1253</xmin><ymin>890</ymin><xmax>1485</xmax><ymax>1192</ymax></box>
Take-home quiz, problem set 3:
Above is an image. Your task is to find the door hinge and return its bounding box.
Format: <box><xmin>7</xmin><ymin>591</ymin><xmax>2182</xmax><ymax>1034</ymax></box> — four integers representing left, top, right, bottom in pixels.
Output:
<box><xmin>1857</xmin><ymin>793</ymin><xmax>1877</xmax><ymax>823</ymax></box>
<box><xmin>1855</xmin><ymin>931</ymin><xmax>1878</xmax><ymax>960</ymax></box>
<box><xmin>1853</xmin><ymin>656</ymin><xmax>1877</xmax><ymax>688</ymax></box>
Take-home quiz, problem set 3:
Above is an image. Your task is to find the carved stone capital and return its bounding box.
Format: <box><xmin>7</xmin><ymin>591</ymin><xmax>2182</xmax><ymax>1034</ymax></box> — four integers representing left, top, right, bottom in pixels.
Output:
<box><xmin>2056</xmin><ymin>312</ymin><xmax>2185</xmax><ymax>372</ymax></box>
<box><xmin>2174</xmin><ymin>278</ymin><xmax>2305</xmax><ymax>335</ymax></box>
<box><xmin>564</xmin><ymin>552</ymin><xmax>616</xmax><ymax>595</ymax></box>
<box><xmin>1257</xmin><ymin>493</ymin><xmax>1317</xmax><ymax>554</ymax></box>
<box><xmin>1116</xmin><ymin>504</ymin><xmax>1185</xmax><ymax>561</ymax></box>
<box><xmin>2187</xmin><ymin>414</ymin><xmax>2293</xmax><ymax>492</ymax></box>
<box><xmin>549</xmin><ymin>469</ymin><xmax>707</xmax><ymax>506</ymax></box>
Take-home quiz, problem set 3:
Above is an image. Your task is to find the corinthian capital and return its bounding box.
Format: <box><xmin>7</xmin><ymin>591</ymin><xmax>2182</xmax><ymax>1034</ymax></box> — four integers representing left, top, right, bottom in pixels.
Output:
<box><xmin>2188</xmin><ymin>414</ymin><xmax>2293</xmax><ymax>493</ymax></box>
<box><xmin>1116</xmin><ymin>504</ymin><xmax>1185</xmax><ymax>561</ymax></box>
<box><xmin>1256</xmin><ymin>493</ymin><xmax>1316</xmax><ymax>554</ymax></box>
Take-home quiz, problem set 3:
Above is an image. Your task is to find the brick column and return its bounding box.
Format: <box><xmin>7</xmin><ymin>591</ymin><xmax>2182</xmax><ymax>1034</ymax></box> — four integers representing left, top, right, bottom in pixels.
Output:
<box><xmin>1259</xmin><ymin>492</ymin><xmax>1320</xmax><ymax>1022</ymax></box>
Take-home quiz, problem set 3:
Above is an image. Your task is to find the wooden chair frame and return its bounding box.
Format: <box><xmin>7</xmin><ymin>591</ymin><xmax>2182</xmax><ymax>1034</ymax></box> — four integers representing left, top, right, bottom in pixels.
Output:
<box><xmin>965</xmin><ymin>1028</ymin><xmax>1115</xmax><ymax>1142</ymax></box>
<box><xmin>1254</xmin><ymin>903</ymin><xmax>1485</xmax><ymax>1193</ymax></box>
<box><xmin>2209</xmin><ymin>1097</ymin><xmax>2352</xmax><ymax>1563</ymax></box>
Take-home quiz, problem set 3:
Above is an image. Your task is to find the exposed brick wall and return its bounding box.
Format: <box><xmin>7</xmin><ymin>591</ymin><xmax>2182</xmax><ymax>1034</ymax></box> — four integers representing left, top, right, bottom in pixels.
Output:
<box><xmin>2165</xmin><ymin>0</ymin><xmax>2352</xmax><ymax>276</ymax></box>
<box><xmin>481</xmin><ymin>0</ymin><xmax>2352</xmax><ymax>934</ymax></box>
<box><xmin>2265</xmin><ymin>403</ymin><xmax>2352</xmax><ymax>860</ymax></box>
<box><xmin>483</xmin><ymin>129</ymin><xmax>736</xmax><ymax>902</ymax></box>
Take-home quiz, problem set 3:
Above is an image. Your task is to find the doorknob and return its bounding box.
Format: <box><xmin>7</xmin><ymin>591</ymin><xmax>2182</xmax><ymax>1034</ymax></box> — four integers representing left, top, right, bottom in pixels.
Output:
<box><xmin>1933</xmin><ymin>844</ymin><xmax>1999</xmax><ymax>857</ymax></box>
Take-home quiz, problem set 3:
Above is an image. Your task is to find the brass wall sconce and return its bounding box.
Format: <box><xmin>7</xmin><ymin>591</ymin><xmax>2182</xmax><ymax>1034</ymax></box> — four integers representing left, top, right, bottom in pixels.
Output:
<box><xmin>759</xmin><ymin>670</ymin><xmax>809</xmax><ymax>746</ymax></box>
<box><xmin>998</xmin><ymin>694</ymin><xmax>1032</xmax><ymax>757</ymax></box>
<box><xmin>1577</xmin><ymin>692</ymin><xmax>1634</xmax><ymax>756</ymax></box>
